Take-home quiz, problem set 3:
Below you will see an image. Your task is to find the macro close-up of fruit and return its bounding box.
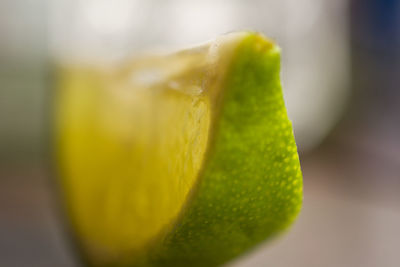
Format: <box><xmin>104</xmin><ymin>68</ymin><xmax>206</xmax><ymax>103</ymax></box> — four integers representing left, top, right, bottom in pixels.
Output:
<box><xmin>54</xmin><ymin>32</ymin><xmax>302</xmax><ymax>266</ymax></box>
<box><xmin>3</xmin><ymin>1</ymin><xmax>400</xmax><ymax>267</ymax></box>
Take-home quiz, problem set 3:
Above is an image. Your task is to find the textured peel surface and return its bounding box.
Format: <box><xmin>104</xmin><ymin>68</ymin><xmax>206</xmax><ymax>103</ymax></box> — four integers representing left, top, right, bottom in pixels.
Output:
<box><xmin>54</xmin><ymin>32</ymin><xmax>302</xmax><ymax>267</ymax></box>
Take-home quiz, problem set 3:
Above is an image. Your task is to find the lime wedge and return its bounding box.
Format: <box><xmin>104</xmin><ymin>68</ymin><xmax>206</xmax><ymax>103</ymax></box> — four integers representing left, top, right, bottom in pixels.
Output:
<box><xmin>54</xmin><ymin>32</ymin><xmax>302</xmax><ymax>266</ymax></box>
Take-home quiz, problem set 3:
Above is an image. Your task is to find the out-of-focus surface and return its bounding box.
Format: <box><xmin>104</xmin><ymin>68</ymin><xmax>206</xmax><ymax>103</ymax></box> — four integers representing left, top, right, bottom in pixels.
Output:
<box><xmin>1</xmin><ymin>0</ymin><xmax>400</xmax><ymax>266</ymax></box>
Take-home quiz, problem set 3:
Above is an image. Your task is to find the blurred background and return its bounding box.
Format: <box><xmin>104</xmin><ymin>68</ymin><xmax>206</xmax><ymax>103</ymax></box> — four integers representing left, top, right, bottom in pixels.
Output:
<box><xmin>0</xmin><ymin>0</ymin><xmax>399</xmax><ymax>266</ymax></box>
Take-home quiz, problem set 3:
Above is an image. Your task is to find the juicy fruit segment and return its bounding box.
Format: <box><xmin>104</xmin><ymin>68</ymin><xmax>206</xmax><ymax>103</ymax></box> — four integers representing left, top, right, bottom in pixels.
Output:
<box><xmin>55</xmin><ymin>32</ymin><xmax>302</xmax><ymax>266</ymax></box>
<box><xmin>56</xmin><ymin>61</ymin><xmax>212</xmax><ymax>261</ymax></box>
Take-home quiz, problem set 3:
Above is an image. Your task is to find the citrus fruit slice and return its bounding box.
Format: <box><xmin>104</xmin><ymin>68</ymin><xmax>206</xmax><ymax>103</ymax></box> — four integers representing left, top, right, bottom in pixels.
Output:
<box><xmin>54</xmin><ymin>32</ymin><xmax>302</xmax><ymax>266</ymax></box>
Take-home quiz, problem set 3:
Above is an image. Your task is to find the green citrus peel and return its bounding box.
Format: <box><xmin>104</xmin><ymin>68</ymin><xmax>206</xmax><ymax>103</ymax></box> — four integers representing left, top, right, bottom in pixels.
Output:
<box><xmin>55</xmin><ymin>32</ymin><xmax>303</xmax><ymax>267</ymax></box>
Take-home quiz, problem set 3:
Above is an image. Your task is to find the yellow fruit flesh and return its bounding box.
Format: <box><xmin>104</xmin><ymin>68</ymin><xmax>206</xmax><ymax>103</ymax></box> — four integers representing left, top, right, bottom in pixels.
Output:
<box><xmin>56</xmin><ymin>61</ymin><xmax>212</xmax><ymax>262</ymax></box>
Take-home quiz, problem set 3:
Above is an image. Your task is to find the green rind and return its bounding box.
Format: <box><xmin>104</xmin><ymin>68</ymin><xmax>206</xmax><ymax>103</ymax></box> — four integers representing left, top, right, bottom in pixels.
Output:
<box><xmin>146</xmin><ymin>34</ymin><xmax>303</xmax><ymax>266</ymax></box>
